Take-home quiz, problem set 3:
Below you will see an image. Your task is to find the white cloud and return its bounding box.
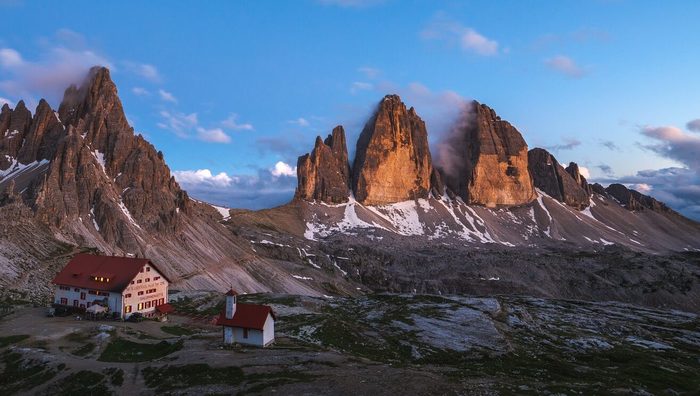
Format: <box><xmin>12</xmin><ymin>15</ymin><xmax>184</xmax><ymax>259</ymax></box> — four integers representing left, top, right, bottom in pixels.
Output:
<box><xmin>544</xmin><ymin>55</ymin><xmax>587</xmax><ymax>78</ymax></box>
<box><xmin>158</xmin><ymin>89</ymin><xmax>177</xmax><ymax>103</ymax></box>
<box><xmin>135</xmin><ymin>63</ymin><xmax>160</xmax><ymax>82</ymax></box>
<box><xmin>630</xmin><ymin>183</ymin><xmax>652</xmax><ymax>193</ymax></box>
<box><xmin>0</xmin><ymin>45</ymin><xmax>113</xmax><ymax>103</ymax></box>
<box><xmin>221</xmin><ymin>113</ymin><xmax>254</xmax><ymax>131</ymax></box>
<box><xmin>0</xmin><ymin>97</ymin><xmax>13</xmax><ymax>107</ymax></box>
<box><xmin>0</xmin><ymin>48</ymin><xmax>23</xmax><ymax>67</ymax></box>
<box><xmin>174</xmin><ymin>165</ymin><xmax>298</xmax><ymax>210</ymax></box>
<box><xmin>132</xmin><ymin>87</ymin><xmax>150</xmax><ymax>96</ymax></box>
<box><xmin>158</xmin><ymin>110</ymin><xmax>198</xmax><ymax>137</ymax></box>
<box><xmin>173</xmin><ymin>169</ymin><xmax>234</xmax><ymax>187</ymax></box>
<box><xmin>196</xmin><ymin>127</ymin><xmax>231</xmax><ymax>143</ymax></box>
<box><xmin>270</xmin><ymin>161</ymin><xmax>297</xmax><ymax>177</ymax></box>
<box><xmin>288</xmin><ymin>117</ymin><xmax>310</xmax><ymax>127</ymax></box>
<box><xmin>351</xmin><ymin>81</ymin><xmax>373</xmax><ymax>93</ymax></box>
<box><xmin>421</xmin><ymin>17</ymin><xmax>500</xmax><ymax>56</ymax></box>
<box><xmin>578</xmin><ymin>166</ymin><xmax>590</xmax><ymax>179</ymax></box>
<box><xmin>460</xmin><ymin>28</ymin><xmax>499</xmax><ymax>56</ymax></box>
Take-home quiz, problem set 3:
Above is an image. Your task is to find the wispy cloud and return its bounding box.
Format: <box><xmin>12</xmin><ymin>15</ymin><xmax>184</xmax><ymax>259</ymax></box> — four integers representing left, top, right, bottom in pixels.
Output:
<box><xmin>158</xmin><ymin>89</ymin><xmax>177</xmax><ymax>103</ymax></box>
<box><xmin>0</xmin><ymin>97</ymin><xmax>13</xmax><ymax>107</ymax></box>
<box><xmin>350</xmin><ymin>81</ymin><xmax>373</xmax><ymax>93</ymax></box>
<box><xmin>358</xmin><ymin>66</ymin><xmax>380</xmax><ymax>79</ymax></box>
<box><xmin>132</xmin><ymin>87</ymin><xmax>150</xmax><ymax>96</ymax></box>
<box><xmin>544</xmin><ymin>55</ymin><xmax>587</xmax><ymax>78</ymax></box>
<box><xmin>597</xmin><ymin>164</ymin><xmax>614</xmax><ymax>176</ymax></box>
<box><xmin>287</xmin><ymin>117</ymin><xmax>310</xmax><ymax>127</ymax></box>
<box><xmin>196</xmin><ymin>127</ymin><xmax>231</xmax><ymax>143</ymax></box>
<box><xmin>547</xmin><ymin>137</ymin><xmax>582</xmax><ymax>151</ymax></box>
<box><xmin>221</xmin><ymin>114</ymin><xmax>254</xmax><ymax>131</ymax></box>
<box><xmin>600</xmin><ymin>140</ymin><xmax>620</xmax><ymax>151</ymax></box>
<box><xmin>123</xmin><ymin>61</ymin><xmax>161</xmax><ymax>83</ymax></box>
<box><xmin>421</xmin><ymin>16</ymin><xmax>501</xmax><ymax>56</ymax></box>
<box><xmin>157</xmin><ymin>110</ymin><xmax>198</xmax><ymax>138</ymax></box>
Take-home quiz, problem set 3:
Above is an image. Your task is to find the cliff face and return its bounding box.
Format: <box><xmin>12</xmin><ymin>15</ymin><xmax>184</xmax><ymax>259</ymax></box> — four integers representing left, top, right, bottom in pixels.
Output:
<box><xmin>440</xmin><ymin>101</ymin><xmax>535</xmax><ymax>207</ymax></box>
<box><xmin>0</xmin><ymin>67</ymin><xmax>189</xmax><ymax>252</ymax></box>
<box><xmin>566</xmin><ymin>162</ymin><xmax>592</xmax><ymax>196</ymax></box>
<box><xmin>352</xmin><ymin>95</ymin><xmax>432</xmax><ymax>205</ymax></box>
<box><xmin>528</xmin><ymin>148</ymin><xmax>590</xmax><ymax>209</ymax></box>
<box><xmin>296</xmin><ymin>126</ymin><xmax>351</xmax><ymax>203</ymax></box>
<box><xmin>605</xmin><ymin>183</ymin><xmax>676</xmax><ymax>214</ymax></box>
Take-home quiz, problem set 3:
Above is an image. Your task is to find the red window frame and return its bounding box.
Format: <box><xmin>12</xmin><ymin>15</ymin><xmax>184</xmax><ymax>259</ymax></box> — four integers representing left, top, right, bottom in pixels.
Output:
<box><xmin>60</xmin><ymin>297</ymin><xmax>68</xmax><ymax>305</ymax></box>
<box><xmin>80</xmin><ymin>292</ymin><xmax>86</xmax><ymax>300</ymax></box>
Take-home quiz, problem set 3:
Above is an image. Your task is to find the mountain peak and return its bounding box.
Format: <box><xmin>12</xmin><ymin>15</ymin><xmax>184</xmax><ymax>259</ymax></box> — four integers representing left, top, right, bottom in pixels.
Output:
<box><xmin>353</xmin><ymin>94</ymin><xmax>432</xmax><ymax>205</ymax></box>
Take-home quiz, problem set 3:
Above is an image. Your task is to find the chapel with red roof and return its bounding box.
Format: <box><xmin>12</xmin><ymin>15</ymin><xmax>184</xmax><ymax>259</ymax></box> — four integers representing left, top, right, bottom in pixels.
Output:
<box><xmin>215</xmin><ymin>289</ymin><xmax>275</xmax><ymax>347</ymax></box>
<box><xmin>52</xmin><ymin>253</ymin><xmax>172</xmax><ymax>319</ymax></box>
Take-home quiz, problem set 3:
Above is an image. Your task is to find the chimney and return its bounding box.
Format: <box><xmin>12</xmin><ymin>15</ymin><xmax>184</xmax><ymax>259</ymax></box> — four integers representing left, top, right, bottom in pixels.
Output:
<box><xmin>225</xmin><ymin>288</ymin><xmax>238</xmax><ymax>319</ymax></box>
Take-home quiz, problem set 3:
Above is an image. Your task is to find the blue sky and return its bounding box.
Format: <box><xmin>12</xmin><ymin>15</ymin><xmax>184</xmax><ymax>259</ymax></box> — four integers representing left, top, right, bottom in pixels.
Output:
<box><xmin>1</xmin><ymin>0</ymin><xmax>700</xmax><ymax>219</ymax></box>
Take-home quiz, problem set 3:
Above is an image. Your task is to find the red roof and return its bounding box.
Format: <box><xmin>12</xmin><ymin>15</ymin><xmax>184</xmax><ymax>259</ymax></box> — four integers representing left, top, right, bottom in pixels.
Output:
<box><xmin>156</xmin><ymin>303</ymin><xmax>174</xmax><ymax>314</ymax></box>
<box><xmin>225</xmin><ymin>289</ymin><xmax>239</xmax><ymax>296</ymax></box>
<box><xmin>215</xmin><ymin>303</ymin><xmax>274</xmax><ymax>331</ymax></box>
<box><xmin>52</xmin><ymin>253</ymin><xmax>170</xmax><ymax>292</ymax></box>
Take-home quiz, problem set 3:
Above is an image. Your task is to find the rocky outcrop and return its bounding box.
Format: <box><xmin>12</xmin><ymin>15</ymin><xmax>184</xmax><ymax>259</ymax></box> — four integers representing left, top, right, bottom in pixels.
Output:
<box><xmin>606</xmin><ymin>183</ymin><xmax>674</xmax><ymax>214</ymax></box>
<box><xmin>590</xmin><ymin>183</ymin><xmax>607</xmax><ymax>196</ymax></box>
<box><xmin>0</xmin><ymin>67</ymin><xmax>190</xmax><ymax>252</ymax></box>
<box><xmin>296</xmin><ymin>126</ymin><xmax>351</xmax><ymax>203</ymax></box>
<box><xmin>566</xmin><ymin>162</ymin><xmax>592</xmax><ymax>195</ymax></box>
<box><xmin>0</xmin><ymin>101</ymin><xmax>33</xmax><ymax>169</ymax></box>
<box><xmin>439</xmin><ymin>101</ymin><xmax>535</xmax><ymax>207</ymax></box>
<box><xmin>352</xmin><ymin>95</ymin><xmax>432</xmax><ymax>205</ymax></box>
<box><xmin>528</xmin><ymin>148</ymin><xmax>590</xmax><ymax>209</ymax></box>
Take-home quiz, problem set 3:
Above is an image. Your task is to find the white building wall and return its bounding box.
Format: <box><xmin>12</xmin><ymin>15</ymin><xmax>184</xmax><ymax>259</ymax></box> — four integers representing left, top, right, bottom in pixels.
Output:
<box><xmin>262</xmin><ymin>314</ymin><xmax>275</xmax><ymax>346</ymax></box>
<box><xmin>54</xmin><ymin>287</ymin><xmax>114</xmax><ymax>310</ymax></box>
<box><xmin>54</xmin><ymin>262</ymin><xmax>168</xmax><ymax>319</ymax></box>
<box><xmin>223</xmin><ymin>327</ymin><xmax>234</xmax><ymax>344</ymax></box>
<box><xmin>232</xmin><ymin>327</ymin><xmax>264</xmax><ymax>347</ymax></box>
<box><xmin>121</xmin><ymin>263</ymin><xmax>169</xmax><ymax>318</ymax></box>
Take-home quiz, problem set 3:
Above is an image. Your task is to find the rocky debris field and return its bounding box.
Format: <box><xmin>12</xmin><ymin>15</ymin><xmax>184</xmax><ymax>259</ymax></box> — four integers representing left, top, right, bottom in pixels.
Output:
<box><xmin>0</xmin><ymin>292</ymin><xmax>697</xmax><ymax>395</ymax></box>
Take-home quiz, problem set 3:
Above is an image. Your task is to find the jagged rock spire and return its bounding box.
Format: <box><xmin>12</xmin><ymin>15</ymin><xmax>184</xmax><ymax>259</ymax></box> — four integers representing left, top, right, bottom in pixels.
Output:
<box><xmin>528</xmin><ymin>148</ymin><xmax>590</xmax><ymax>209</ymax></box>
<box><xmin>295</xmin><ymin>125</ymin><xmax>351</xmax><ymax>203</ymax></box>
<box><xmin>352</xmin><ymin>94</ymin><xmax>433</xmax><ymax>205</ymax></box>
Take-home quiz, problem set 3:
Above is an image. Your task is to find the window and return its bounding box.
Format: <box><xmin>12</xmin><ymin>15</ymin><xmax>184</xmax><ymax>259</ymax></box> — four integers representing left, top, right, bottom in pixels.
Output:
<box><xmin>60</xmin><ymin>298</ymin><xmax>67</xmax><ymax>305</ymax></box>
<box><xmin>125</xmin><ymin>305</ymin><xmax>132</xmax><ymax>313</ymax></box>
<box><xmin>152</xmin><ymin>299</ymin><xmax>157</xmax><ymax>307</ymax></box>
<box><xmin>59</xmin><ymin>286</ymin><xmax>70</xmax><ymax>291</ymax></box>
<box><xmin>138</xmin><ymin>291</ymin><xmax>144</xmax><ymax>296</ymax></box>
<box><xmin>138</xmin><ymin>303</ymin><xmax>143</xmax><ymax>310</ymax></box>
<box><xmin>146</xmin><ymin>267</ymin><xmax>151</xmax><ymax>272</ymax></box>
<box><xmin>154</xmin><ymin>276</ymin><xmax>161</xmax><ymax>281</ymax></box>
<box><xmin>74</xmin><ymin>288</ymin><xmax>80</xmax><ymax>292</ymax></box>
<box><xmin>131</xmin><ymin>281</ymin><xmax>135</xmax><ymax>285</ymax></box>
<box><xmin>145</xmin><ymin>301</ymin><xmax>151</xmax><ymax>309</ymax></box>
<box><xmin>159</xmin><ymin>298</ymin><xmax>164</xmax><ymax>305</ymax></box>
<box><xmin>243</xmin><ymin>328</ymin><xmax>249</xmax><ymax>339</ymax></box>
<box><xmin>145</xmin><ymin>278</ymin><xmax>150</xmax><ymax>282</ymax></box>
<box><xmin>73</xmin><ymin>300</ymin><xmax>79</xmax><ymax>307</ymax></box>
<box><xmin>124</xmin><ymin>293</ymin><xmax>132</xmax><ymax>298</ymax></box>
<box><xmin>137</xmin><ymin>279</ymin><xmax>142</xmax><ymax>284</ymax></box>
<box><xmin>80</xmin><ymin>292</ymin><xmax>86</xmax><ymax>300</ymax></box>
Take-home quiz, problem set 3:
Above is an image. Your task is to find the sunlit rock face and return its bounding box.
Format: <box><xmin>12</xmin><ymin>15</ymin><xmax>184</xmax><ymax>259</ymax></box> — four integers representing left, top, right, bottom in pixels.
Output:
<box><xmin>440</xmin><ymin>101</ymin><xmax>535</xmax><ymax>208</ymax></box>
<box><xmin>295</xmin><ymin>125</ymin><xmax>351</xmax><ymax>203</ymax></box>
<box><xmin>352</xmin><ymin>95</ymin><xmax>433</xmax><ymax>205</ymax></box>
